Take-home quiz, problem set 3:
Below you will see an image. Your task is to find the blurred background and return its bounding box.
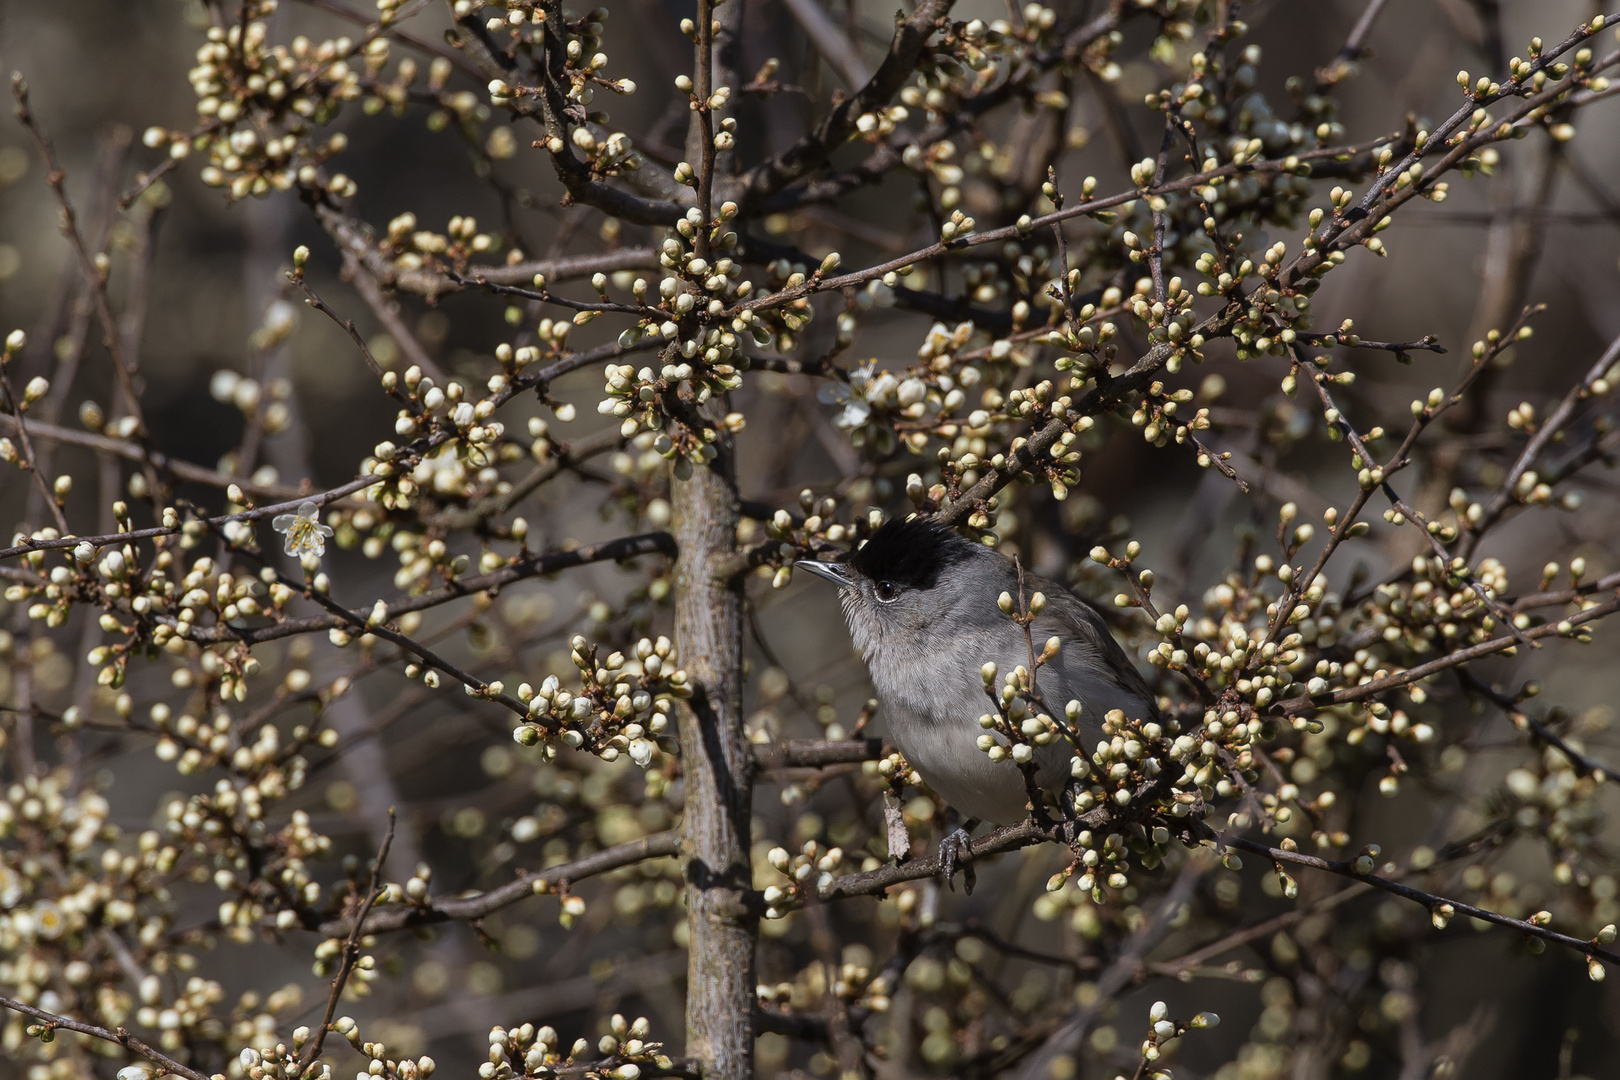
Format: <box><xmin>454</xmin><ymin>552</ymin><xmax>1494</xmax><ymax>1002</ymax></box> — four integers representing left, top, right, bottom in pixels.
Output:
<box><xmin>2</xmin><ymin>0</ymin><xmax>1619</xmax><ymax>1077</ymax></box>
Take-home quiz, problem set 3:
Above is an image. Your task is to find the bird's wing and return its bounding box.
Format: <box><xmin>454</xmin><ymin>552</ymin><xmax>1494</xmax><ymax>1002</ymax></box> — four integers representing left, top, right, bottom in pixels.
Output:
<box><xmin>1028</xmin><ymin>578</ymin><xmax>1160</xmax><ymax>725</ymax></box>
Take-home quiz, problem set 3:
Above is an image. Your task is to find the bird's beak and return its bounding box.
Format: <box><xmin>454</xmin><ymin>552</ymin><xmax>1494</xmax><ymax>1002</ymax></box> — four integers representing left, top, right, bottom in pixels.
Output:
<box><xmin>795</xmin><ymin>558</ymin><xmax>857</xmax><ymax>589</ymax></box>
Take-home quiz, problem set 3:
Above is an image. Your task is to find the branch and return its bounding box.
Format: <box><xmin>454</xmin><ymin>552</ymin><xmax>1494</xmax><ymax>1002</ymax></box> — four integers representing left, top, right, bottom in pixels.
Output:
<box><xmin>1471</xmin><ymin>326</ymin><xmax>1620</xmax><ymax>544</ymax></box>
<box><xmin>296</xmin><ymin>811</ymin><xmax>395</xmax><ymax>1075</ymax></box>
<box><xmin>173</xmin><ymin>531</ymin><xmax>676</xmax><ymax>646</ymax></box>
<box><xmin>12</xmin><ymin>76</ymin><xmax>149</xmax><ymax>441</ymax></box>
<box><xmin>293</xmin><ymin>271</ymin><xmax>429</xmax><ymax>414</ymax></box>
<box><xmin>338</xmin><ymin>248</ymin><xmax>448</xmax><ymax>383</ymax></box>
<box><xmin>1302</xmin><ymin>356</ymin><xmax>1533</xmax><ymax>650</ymax></box>
<box><xmin>1295</xmin><ymin>331</ymin><xmax>1446</xmax><ymax>359</ymax></box>
<box><xmin>311</xmin><ymin>741</ymin><xmax>880</xmax><ymax>937</ymax></box>
<box><xmin>0</xmin><ymin>413</ymin><xmax>304</xmax><ymax>498</ymax></box>
<box><xmin>1456</xmin><ymin>669</ymin><xmax>1614</xmax><ymax>782</ymax></box>
<box><xmin>738</xmin><ymin>134</ymin><xmax>1399</xmax><ymax>318</ymax></box>
<box><xmin>752</xmin><ymin>738</ymin><xmax>887</xmax><ymax>769</ymax></box>
<box><xmin>449</xmin><ymin>0</ymin><xmax>686</xmax><ymax>225</ymax></box>
<box><xmin>312</xmin><ymin>198</ymin><xmax>657</xmax><ymax>301</ymax></box>
<box><xmin>1</xmin><ymin>336</ymin><xmax>641</xmax><ymax>561</ymax></box>
<box><xmin>0</xmin><ymin>474</ymin><xmax>378</xmax><ymax>561</ymax></box>
<box><xmin>0</xmin><ymin>366</ymin><xmax>72</xmax><ymax>535</ymax></box>
<box><xmin>1218</xmin><ymin>832</ymin><xmax>1620</xmax><ymax>973</ymax></box>
<box><xmin>733</xmin><ymin>0</ymin><xmax>955</xmax><ymax>207</ymax></box>
<box><xmin>1285</xmin><ymin>20</ymin><xmax>1620</xmax><ymax>293</ymax></box>
<box><xmin>819</xmin><ymin>783</ymin><xmax>1170</xmax><ymax>901</ymax></box>
<box><xmin>318</xmin><ymin>830</ymin><xmax>680</xmax><ymax>936</ymax></box>
<box><xmin>1315</xmin><ymin>0</ymin><xmax>1392</xmax><ymax>90</ymax></box>
<box><xmin>1273</xmin><ymin>591</ymin><xmax>1620</xmax><ymax>713</ymax></box>
<box><xmin>1255</xmin><ymin>309</ymin><xmax>1532</xmax><ymax>656</ymax></box>
<box><xmin>0</xmin><ymin>995</ymin><xmax>212</xmax><ymax>1080</ymax></box>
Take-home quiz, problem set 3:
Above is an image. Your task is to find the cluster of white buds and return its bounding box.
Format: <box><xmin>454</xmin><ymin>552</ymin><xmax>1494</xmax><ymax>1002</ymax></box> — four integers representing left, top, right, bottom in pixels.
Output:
<box><xmin>899</xmin><ymin>135</ymin><xmax>970</xmax><ymax>212</ymax></box>
<box><xmin>938</xmin><ymin>208</ymin><xmax>976</xmax><ymax>242</ymax></box>
<box><xmin>1129</xmin><ymin>379</ymin><xmax>1205</xmax><ymax>448</ymax></box>
<box><xmin>381</xmin><ymin>212</ymin><xmax>497</xmax><ymax>272</ymax></box>
<box><xmin>387</xmin><ymin>526</ymin><xmax>476</xmax><ymax>593</ymax></box>
<box><xmin>1362</xmin><ymin>553</ymin><xmax>1512</xmax><ymax>663</ymax></box>
<box><xmin>239</xmin><ymin>1041</ymin><xmax>331</xmax><ymax>1080</ymax></box>
<box><xmin>598</xmin><ymin>356</ymin><xmax>742</xmax><ymax>459</ymax></box>
<box><xmin>592</xmin><ymin>204</ymin><xmax>792</xmax><ymax>461</ymax></box>
<box><xmin>760</xmin><ymin>840</ymin><xmax>845</xmax><ymax>917</ymax></box>
<box><xmin>853</xmin><ymin>103</ymin><xmax>910</xmax><ymax>140</ymax></box>
<box><xmin>170</xmin><ymin>17</ymin><xmax>372</xmax><ymax>201</ymax></box>
<box><xmin>1125</xmin><ymin>275</ymin><xmax>1202</xmax><ymax>347</ymax></box>
<box><xmin>311</xmin><ymin>935</ymin><xmax>378</xmax><ymax>994</ymax></box>
<box><xmin>870</xmin><ymin>749</ymin><xmax>922</xmax><ymax>792</ymax></box>
<box><xmin>561</xmin><ymin>121</ymin><xmax>641</xmax><ymax>177</ymax></box>
<box><xmin>942</xmin><ymin>16</ymin><xmax>1028</xmax><ymax>83</ymax></box>
<box><xmin>480</xmin><ymin>1014</ymin><xmax>664</xmax><ymax>1080</ymax></box>
<box><xmin>973</xmin><ymin>649</ymin><xmax>1078</xmax><ymax>769</ymax></box>
<box><xmin>1134</xmin><ymin>999</ymin><xmax>1221</xmax><ymax>1068</ymax></box>
<box><xmin>1497</xmin><ymin>733</ymin><xmax>1611</xmax><ymax>892</ymax></box>
<box><xmin>760</xmin><ymin>496</ymin><xmax>877</xmax><ymax>589</ymax></box>
<box><xmin>949</xmin><ymin>376</ymin><xmax>1091</xmax><ymax>501</ymax></box>
<box><xmin>0</xmin><ymin>763</ymin><xmax>329</xmax><ymax>1055</ymax></box>
<box><xmin>321</xmin><ymin>1016</ymin><xmax>437</xmax><ymax>1080</ymax></box>
<box><xmin>512</xmin><ymin>636</ymin><xmax>688</xmax><ymax>767</ymax></box>
<box><xmin>360</xmin><ymin>364</ymin><xmax>526</xmax><ymax>514</ymax></box>
<box><xmin>756</xmin><ymin>953</ymin><xmax>892</xmax><ymax>1014</ymax></box>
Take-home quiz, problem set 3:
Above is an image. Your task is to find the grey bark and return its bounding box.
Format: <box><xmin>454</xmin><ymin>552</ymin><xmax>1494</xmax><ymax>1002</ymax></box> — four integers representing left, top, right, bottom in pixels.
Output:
<box><xmin>672</xmin><ymin>437</ymin><xmax>755</xmax><ymax>1080</ymax></box>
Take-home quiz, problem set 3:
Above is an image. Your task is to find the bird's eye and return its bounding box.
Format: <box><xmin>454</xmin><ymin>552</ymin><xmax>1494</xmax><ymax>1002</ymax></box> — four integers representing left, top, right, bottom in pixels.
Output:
<box><xmin>874</xmin><ymin>580</ymin><xmax>900</xmax><ymax>602</ymax></box>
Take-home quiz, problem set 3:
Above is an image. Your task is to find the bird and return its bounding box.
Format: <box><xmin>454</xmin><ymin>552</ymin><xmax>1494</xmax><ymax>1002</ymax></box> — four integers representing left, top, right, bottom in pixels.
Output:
<box><xmin>797</xmin><ymin>516</ymin><xmax>1159</xmax><ymax>877</ymax></box>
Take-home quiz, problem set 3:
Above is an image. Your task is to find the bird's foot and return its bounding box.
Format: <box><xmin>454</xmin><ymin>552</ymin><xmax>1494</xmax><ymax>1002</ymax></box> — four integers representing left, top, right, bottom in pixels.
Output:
<box><xmin>939</xmin><ymin>825</ymin><xmax>978</xmax><ymax>894</ymax></box>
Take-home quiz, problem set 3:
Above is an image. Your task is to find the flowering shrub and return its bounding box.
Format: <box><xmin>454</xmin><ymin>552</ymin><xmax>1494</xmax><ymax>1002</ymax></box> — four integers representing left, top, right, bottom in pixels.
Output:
<box><xmin>2</xmin><ymin>1</ymin><xmax>1620</xmax><ymax>1078</ymax></box>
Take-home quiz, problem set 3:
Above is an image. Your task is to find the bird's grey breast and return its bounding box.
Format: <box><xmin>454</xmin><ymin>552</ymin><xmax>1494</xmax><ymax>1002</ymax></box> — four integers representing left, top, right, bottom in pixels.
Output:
<box><xmin>863</xmin><ymin>616</ymin><xmax>1077</xmax><ymax>823</ymax></box>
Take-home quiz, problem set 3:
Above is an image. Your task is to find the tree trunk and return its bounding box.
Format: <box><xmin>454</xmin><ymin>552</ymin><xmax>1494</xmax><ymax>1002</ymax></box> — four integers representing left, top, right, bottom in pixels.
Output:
<box><xmin>672</xmin><ymin>443</ymin><xmax>754</xmax><ymax>1079</ymax></box>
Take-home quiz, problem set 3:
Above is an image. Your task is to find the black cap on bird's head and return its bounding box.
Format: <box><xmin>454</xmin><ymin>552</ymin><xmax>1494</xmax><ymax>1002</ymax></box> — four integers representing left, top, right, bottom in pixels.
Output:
<box><xmin>796</xmin><ymin>516</ymin><xmax>978</xmax><ymax>592</ymax></box>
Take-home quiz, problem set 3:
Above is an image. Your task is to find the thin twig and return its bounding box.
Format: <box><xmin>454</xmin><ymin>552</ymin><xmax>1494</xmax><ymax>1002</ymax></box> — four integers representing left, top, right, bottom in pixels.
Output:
<box><xmin>0</xmin><ymin>368</ymin><xmax>72</xmax><ymax>535</ymax></box>
<box><xmin>1217</xmin><ymin>831</ymin><xmax>1620</xmax><ymax>971</ymax></box>
<box><xmin>163</xmin><ymin>530</ymin><xmax>677</xmax><ymax>647</ymax></box>
<box><xmin>291</xmin><ymin>269</ymin><xmax>425</xmax><ymax>415</ymax></box>
<box><xmin>1469</xmin><ymin>327</ymin><xmax>1620</xmax><ymax>549</ymax></box>
<box><xmin>1274</xmin><ymin>591</ymin><xmax>1620</xmax><ymax>712</ymax></box>
<box><xmin>294</xmin><ymin>810</ymin><xmax>396</xmax><ymax>1076</ymax></box>
<box><xmin>1315</xmin><ymin>0</ymin><xmax>1393</xmax><ymax>89</ymax></box>
<box><xmin>1456</xmin><ymin>669</ymin><xmax>1613</xmax><ymax>781</ymax></box>
<box><xmin>314</xmin><ymin>831</ymin><xmax>679</xmax><ymax>932</ymax></box>
<box><xmin>12</xmin><ymin>76</ymin><xmax>149</xmax><ymax>443</ymax></box>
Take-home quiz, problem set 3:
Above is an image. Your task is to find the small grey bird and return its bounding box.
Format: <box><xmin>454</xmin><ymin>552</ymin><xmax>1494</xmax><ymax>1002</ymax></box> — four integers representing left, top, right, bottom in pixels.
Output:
<box><xmin>798</xmin><ymin>517</ymin><xmax>1158</xmax><ymax>831</ymax></box>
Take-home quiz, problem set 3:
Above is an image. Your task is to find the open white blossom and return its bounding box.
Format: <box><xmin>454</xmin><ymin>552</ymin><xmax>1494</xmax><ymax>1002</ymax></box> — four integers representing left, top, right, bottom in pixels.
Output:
<box><xmin>817</xmin><ymin>361</ymin><xmax>884</xmax><ymax>428</ymax></box>
<box><xmin>270</xmin><ymin>500</ymin><xmax>334</xmax><ymax>558</ymax></box>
